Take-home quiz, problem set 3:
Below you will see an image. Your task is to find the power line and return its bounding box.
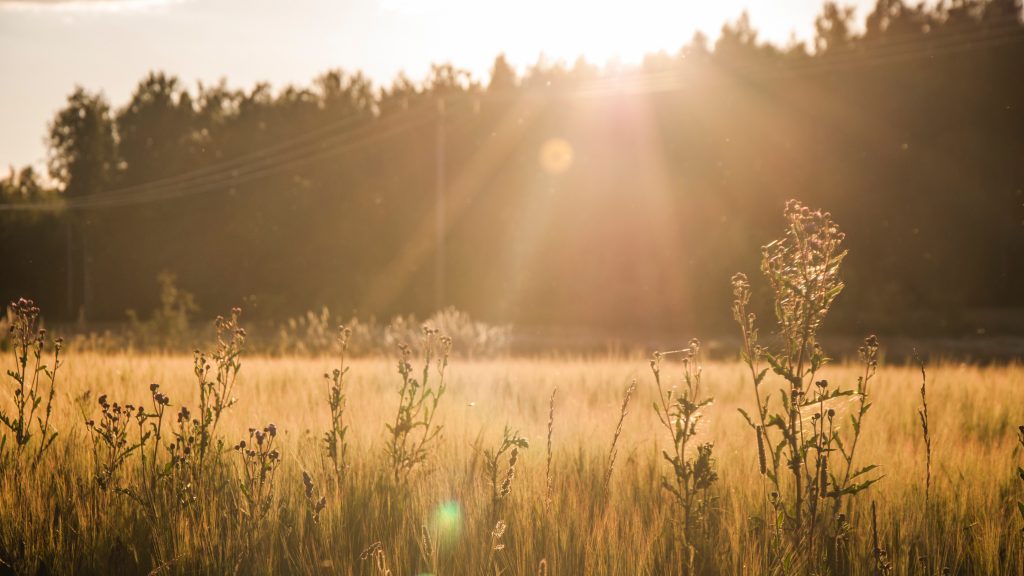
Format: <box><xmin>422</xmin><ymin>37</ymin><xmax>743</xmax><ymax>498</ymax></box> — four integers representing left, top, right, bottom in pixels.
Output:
<box><xmin>85</xmin><ymin>110</ymin><xmax>376</xmax><ymax>201</ymax></box>
<box><xmin>0</xmin><ymin>101</ymin><xmax>454</xmax><ymax>211</ymax></box>
<box><xmin>563</xmin><ymin>17</ymin><xmax>1024</xmax><ymax>97</ymax></box>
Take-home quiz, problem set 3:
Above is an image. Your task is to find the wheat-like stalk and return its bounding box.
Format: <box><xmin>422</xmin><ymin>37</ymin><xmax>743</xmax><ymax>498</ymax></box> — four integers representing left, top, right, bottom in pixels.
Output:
<box><xmin>915</xmin><ymin>353</ymin><xmax>932</xmax><ymax>506</ymax></box>
<box><xmin>604</xmin><ymin>379</ymin><xmax>636</xmax><ymax>492</ymax></box>
<box><xmin>545</xmin><ymin>386</ymin><xmax>557</xmax><ymax>504</ymax></box>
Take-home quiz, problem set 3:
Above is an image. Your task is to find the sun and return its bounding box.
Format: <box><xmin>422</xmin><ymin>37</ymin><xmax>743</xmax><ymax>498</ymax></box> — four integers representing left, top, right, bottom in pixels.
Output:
<box><xmin>513</xmin><ymin>0</ymin><xmax>739</xmax><ymax>66</ymax></box>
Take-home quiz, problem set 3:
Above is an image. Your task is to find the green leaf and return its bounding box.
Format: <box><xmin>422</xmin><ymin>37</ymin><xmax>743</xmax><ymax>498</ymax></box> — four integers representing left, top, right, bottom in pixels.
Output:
<box><xmin>755</xmin><ymin>368</ymin><xmax>769</xmax><ymax>386</ymax></box>
<box><xmin>829</xmin><ymin>475</ymin><xmax>884</xmax><ymax>498</ymax></box>
<box><xmin>765</xmin><ymin>354</ymin><xmax>801</xmax><ymax>387</ymax></box>
<box><xmin>738</xmin><ymin>408</ymin><xmax>756</xmax><ymax>429</ymax></box>
<box><xmin>797</xmin><ymin>388</ymin><xmax>853</xmax><ymax>408</ymax></box>
<box><xmin>850</xmin><ymin>464</ymin><xmax>879</xmax><ymax>480</ymax></box>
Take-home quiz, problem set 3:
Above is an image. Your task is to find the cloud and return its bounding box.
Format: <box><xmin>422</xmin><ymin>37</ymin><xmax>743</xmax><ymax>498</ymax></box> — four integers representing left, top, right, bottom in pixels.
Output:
<box><xmin>0</xmin><ymin>0</ymin><xmax>185</xmax><ymax>12</ymax></box>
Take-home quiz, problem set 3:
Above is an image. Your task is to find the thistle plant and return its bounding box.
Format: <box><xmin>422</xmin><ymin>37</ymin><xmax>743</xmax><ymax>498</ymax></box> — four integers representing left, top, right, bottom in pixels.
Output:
<box><xmin>2</xmin><ymin>298</ymin><xmax>63</xmax><ymax>465</ymax></box>
<box><xmin>833</xmin><ymin>336</ymin><xmax>881</xmax><ymax>508</ymax></box>
<box><xmin>140</xmin><ymin>383</ymin><xmax>171</xmax><ymax>494</ymax></box>
<box><xmin>322</xmin><ymin>324</ymin><xmax>352</xmax><ymax>487</ymax></box>
<box><xmin>193</xmin><ymin>307</ymin><xmax>246</xmax><ymax>464</ymax></box>
<box><xmin>85</xmin><ymin>385</ymin><xmax>171</xmax><ymax>503</ymax></box>
<box><xmin>385</xmin><ymin>326</ymin><xmax>451</xmax><ymax>482</ymax></box>
<box><xmin>650</xmin><ymin>340</ymin><xmax>718</xmax><ymax>543</ymax></box>
<box><xmin>301</xmin><ymin>470</ymin><xmax>327</xmax><ymax>525</ymax></box>
<box><xmin>732</xmin><ymin>200</ymin><xmax>881</xmax><ymax>554</ymax></box>
<box><xmin>155</xmin><ymin>308</ymin><xmax>245</xmax><ymax>502</ymax></box>
<box><xmin>234</xmin><ymin>423</ymin><xmax>281</xmax><ymax>526</ymax></box>
<box><xmin>166</xmin><ymin>405</ymin><xmax>202</xmax><ymax>505</ymax></box>
<box><xmin>85</xmin><ymin>395</ymin><xmax>146</xmax><ymax>492</ymax></box>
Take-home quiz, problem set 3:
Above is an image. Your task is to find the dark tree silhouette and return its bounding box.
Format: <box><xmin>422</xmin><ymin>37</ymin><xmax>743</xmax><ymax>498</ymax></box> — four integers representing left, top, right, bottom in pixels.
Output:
<box><xmin>2</xmin><ymin>0</ymin><xmax>1022</xmax><ymax>342</ymax></box>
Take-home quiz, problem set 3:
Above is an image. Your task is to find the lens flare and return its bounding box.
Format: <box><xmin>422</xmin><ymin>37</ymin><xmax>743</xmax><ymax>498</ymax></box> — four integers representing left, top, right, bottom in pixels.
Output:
<box><xmin>430</xmin><ymin>500</ymin><xmax>462</xmax><ymax>546</ymax></box>
<box><xmin>539</xmin><ymin>137</ymin><xmax>574</xmax><ymax>175</ymax></box>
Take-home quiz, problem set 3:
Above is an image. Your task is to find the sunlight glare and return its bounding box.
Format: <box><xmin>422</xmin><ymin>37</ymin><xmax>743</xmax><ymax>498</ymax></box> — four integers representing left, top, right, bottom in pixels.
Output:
<box><xmin>539</xmin><ymin>138</ymin><xmax>574</xmax><ymax>175</ymax></box>
<box><xmin>430</xmin><ymin>500</ymin><xmax>463</xmax><ymax>546</ymax></box>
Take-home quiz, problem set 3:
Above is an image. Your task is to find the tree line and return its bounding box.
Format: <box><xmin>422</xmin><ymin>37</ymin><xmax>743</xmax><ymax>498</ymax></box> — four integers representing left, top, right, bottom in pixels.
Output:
<box><xmin>2</xmin><ymin>0</ymin><xmax>1023</xmax><ymax>338</ymax></box>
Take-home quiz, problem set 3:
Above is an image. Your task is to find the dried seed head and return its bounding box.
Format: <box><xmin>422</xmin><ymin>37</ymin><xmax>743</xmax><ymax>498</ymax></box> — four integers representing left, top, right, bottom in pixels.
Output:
<box><xmin>420</xmin><ymin>524</ymin><xmax>432</xmax><ymax>552</ymax></box>
<box><xmin>492</xmin><ymin>520</ymin><xmax>506</xmax><ymax>538</ymax></box>
<box><xmin>820</xmin><ymin>455</ymin><xmax>829</xmax><ymax>494</ymax></box>
<box><xmin>756</xmin><ymin>426</ymin><xmax>767</xmax><ymax>475</ymax></box>
<box><xmin>359</xmin><ymin>541</ymin><xmax>382</xmax><ymax>561</ymax></box>
<box><xmin>491</xmin><ymin>520</ymin><xmax>507</xmax><ymax>550</ymax></box>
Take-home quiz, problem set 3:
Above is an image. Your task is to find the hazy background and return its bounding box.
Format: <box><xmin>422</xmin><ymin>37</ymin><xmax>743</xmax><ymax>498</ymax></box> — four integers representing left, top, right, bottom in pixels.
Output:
<box><xmin>1</xmin><ymin>0</ymin><xmax>1022</xmax><ymax>346</ymax></box>
<box><xmin>1</xmin><ymin>0</ymin><xmax>878</xmax><ymax>169</ymax></box>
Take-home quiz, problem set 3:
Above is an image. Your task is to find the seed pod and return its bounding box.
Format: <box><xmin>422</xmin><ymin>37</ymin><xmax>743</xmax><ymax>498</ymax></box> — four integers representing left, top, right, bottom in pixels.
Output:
<box><xmin>421</xmin><ymin>524</ymin><xmax>432</xmax><ymax>553</ymax></box>
<box><xmin>820</xmin><ymin>455</ymin><xmax>828</xmax><ymax>494</ymax></box>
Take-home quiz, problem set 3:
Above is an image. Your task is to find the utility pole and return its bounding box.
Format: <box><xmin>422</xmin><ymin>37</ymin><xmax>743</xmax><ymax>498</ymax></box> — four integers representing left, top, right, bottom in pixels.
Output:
<box><xmin>64</xmin><ymin>209</ymin><xmax>89</xmax><ymax>324</ymax></box>
<box><xmin>80</xmin><ymin>216</ymin><xmax>90</xmax><ymax>325</ymax></box>
<box><xmin>434</xmin><ymin>96</ymin><xmax>446</xmax><ymax>312</ymax></box>
<box><xmin>65</xmin><ymin>215</ymin><xmax>75</xmax><ymax>318</ymax></box>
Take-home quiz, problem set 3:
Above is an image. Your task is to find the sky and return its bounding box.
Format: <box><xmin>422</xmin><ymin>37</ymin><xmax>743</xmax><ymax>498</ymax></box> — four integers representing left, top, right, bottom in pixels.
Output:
<box><xmin>0</xmin><ymin>0</ymin><xmax>877</xmax><ymax>171</ymax></box>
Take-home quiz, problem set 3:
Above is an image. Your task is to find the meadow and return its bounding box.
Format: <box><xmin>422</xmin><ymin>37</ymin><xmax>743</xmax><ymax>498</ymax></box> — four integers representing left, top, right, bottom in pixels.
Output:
<box><xmin>0</xmin><ymin>347</ymin><xmax>1021</xmax><ymax>575</ymax></box>
<box><xmin>1</xmin><ymin>202</ymin><xmax>1022</xmax><ymax>575</ymax></box>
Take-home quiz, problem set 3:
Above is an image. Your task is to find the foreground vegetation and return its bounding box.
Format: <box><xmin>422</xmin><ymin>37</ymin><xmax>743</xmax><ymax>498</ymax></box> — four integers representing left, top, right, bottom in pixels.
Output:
<box><xmin>1</xmin><ymin>202</ymin><xmax>1022</xmax><ymax>574</ymax></box>
<box><xmin>1</xmin><ymin>349</ymin><xmax>1021</xmax><ymax>574</ymax></box>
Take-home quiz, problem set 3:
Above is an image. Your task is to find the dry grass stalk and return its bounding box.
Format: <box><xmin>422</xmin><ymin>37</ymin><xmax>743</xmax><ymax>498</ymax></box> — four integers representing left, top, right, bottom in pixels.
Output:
<box><xmin>545</xmin><ymin>386</ymin><xmax>557</xmax><ymax>505</ymax></box>
<box><xmin>604</xmin><ymin>379</ymin><xmax>636</xmax><ymax>492</ymax></box>
<box><xmin>915</xmin><ymin>353</ymin><xmax>932</xmax><ymax>506</ymax></box>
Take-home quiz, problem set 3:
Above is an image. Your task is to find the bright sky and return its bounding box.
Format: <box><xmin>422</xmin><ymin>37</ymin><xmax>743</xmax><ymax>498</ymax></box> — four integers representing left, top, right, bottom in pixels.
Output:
<box><xmin>0</xmin><ymin>0</ymin><xmax>876</xmax><ymax>170</ymax></box>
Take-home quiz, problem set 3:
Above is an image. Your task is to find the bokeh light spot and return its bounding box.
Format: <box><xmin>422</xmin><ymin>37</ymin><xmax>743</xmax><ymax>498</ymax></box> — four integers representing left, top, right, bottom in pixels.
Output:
<box><xmin>430</xmin><ymin>500</ymin><xmax>462</xmax><ymax>547</ymax></box>
<box><xmin>539</xmin><ymin>137</ymin><xmax>574</xmax><ymax>175</ymax></box>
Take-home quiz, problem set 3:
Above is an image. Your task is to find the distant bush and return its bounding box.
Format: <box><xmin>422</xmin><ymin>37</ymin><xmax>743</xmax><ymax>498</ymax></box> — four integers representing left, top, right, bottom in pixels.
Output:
<box><xmin>65</xmin><ymin>301</ymin><xmax>511</xmax><ymax>357</ymax></box>
<box><xmin>274</xmin><ymin>306</ymin><xmax>511</xmax><ymax>358</ymax></box>
<box><xmin>124</xmin><ymin>271</ymin><xmax>198</xmax><ymax>350</ymax></box>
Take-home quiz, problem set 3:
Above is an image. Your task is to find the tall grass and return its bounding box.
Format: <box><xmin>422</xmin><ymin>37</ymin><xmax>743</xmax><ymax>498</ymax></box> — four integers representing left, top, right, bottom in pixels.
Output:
<box><xmin>2</xmin><ymin>351</ymin><xmax>1022</xmax><ymax>573</ymax></box>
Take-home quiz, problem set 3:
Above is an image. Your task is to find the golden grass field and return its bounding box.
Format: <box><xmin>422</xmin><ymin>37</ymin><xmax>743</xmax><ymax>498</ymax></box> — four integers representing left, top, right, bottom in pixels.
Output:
<box><xmin>1</xmin><ymin>348</ymin><xmax>1021</xmax><ymax>575</ymax></box>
